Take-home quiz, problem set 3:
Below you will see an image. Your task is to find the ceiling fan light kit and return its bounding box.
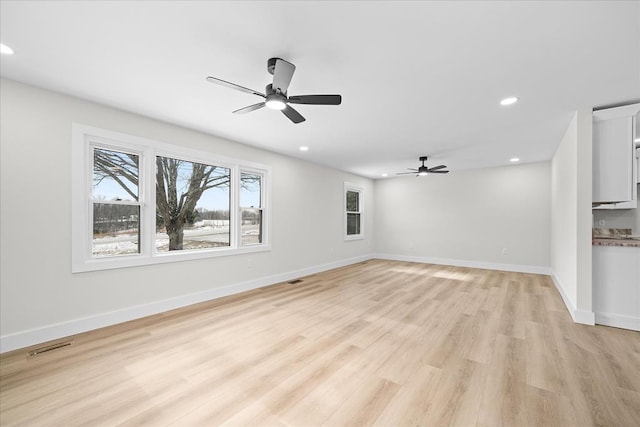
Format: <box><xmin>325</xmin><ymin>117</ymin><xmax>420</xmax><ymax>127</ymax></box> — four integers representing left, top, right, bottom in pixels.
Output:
<box><xmin>265</xmin><ymin>97</ymin><xmax>287</xmax><ymax>110</ymax></box>
<box><xmin>207</xmin><ymin>57</ymin><xmax>342</xmax><ymax>124</ymax></box>
<box><xmin>396</xmin><ymin>156</ymin><xmax>450</xmax><ymax>177</ymax></box>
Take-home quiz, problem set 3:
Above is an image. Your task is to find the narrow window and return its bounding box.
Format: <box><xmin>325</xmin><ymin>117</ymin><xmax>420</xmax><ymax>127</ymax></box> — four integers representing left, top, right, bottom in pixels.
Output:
<box><xmin>240</xmin><ymin>172</ymin><xmax>263</xmax><ymax>245</ymax></box>
<box><xmin>92</xmin><ymin>147</ymin><xmax>141</xmax><ymax>257</ymax></box>
<box><xmin>155</xmin><ymin>156</ymin><xmax>231</xmax><ymax>252</ymax></box>
<box><xmin>346</xmin><ymin>190</ymin><xmax>361</xmax><ymax>235</ymax></box>
<box><xmin>344</xmin><ymin>183</ymin><xmax>364</xmax><ymax>240</ymax></box>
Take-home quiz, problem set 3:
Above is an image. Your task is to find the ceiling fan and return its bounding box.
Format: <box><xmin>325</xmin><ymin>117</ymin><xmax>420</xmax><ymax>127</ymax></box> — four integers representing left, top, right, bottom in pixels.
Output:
<box><xmin>397</xmin><ymin>156</ymin><xmax>450</xmax><ymax>176</ymax></box>
<box><xmin>206</xmin><ymin>57</ymin><xmax>342</xmax><ymax>124</ymax></box>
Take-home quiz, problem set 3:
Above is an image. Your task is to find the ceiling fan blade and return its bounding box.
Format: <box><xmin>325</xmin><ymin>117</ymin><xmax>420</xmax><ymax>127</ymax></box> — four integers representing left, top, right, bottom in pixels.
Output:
<box><xmin>427</xmin><ymin>165</ymin><xmax>447</xmax><ymax>171</ymax></box>
<box><xmin>282</xmin><ymin>105</ymin><xmax>306</xmax><ymax>124</ymax></box>
<box><xmin>233</xmin><ymin>102</ymin><xmax>266</xmax><ymax>114</ymax></box>
<box><xmin>206</xmin><ymin>76</ymin><xmax>266</xmax><ymax>98</ymax></box>
<box><xmin>273</xmin><ymin>59</ymin><xmax>296</xmax><ymax>94</ymax></box>
<box><xmin>428</xmin><ymin>170</ymin><xmax>449</xmax><ymax>174</ymax></box>
<box><xmin>288</xmin><ymin>95</ymin><xmax>342</xmax><ymax>105</ymax></box>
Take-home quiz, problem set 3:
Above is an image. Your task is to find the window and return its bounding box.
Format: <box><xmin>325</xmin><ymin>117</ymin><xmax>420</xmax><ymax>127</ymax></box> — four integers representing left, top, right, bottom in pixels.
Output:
<box><xmin>72</xmin><ymin>124</ymin><xmax>270</xmax><ymax>272</ymax></box>
<box><xmin>344</xmin><ymin>182</ymin><xmax>364</xmax><ymax>240</ymax></box>
<box><xmin>155</xmin><ymin>156</ymin><xmax>231</xmax><ymax>252</ymax></box>
<box><xmin>240</xmin><ymin>172</ymin><xmax>264</xmax><ymax>245</ymax></box>
<box><xmin>92</xmin><ymin>147</ymin><xmax>141</xmax><ymax>257</ymax></box>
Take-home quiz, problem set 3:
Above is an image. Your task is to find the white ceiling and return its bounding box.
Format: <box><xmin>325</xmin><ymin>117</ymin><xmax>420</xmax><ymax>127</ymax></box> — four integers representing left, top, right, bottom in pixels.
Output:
<box><xmin>1</xmin><ymin>1</ymin><xmax>639</xmax><ymax>178</ymax></box>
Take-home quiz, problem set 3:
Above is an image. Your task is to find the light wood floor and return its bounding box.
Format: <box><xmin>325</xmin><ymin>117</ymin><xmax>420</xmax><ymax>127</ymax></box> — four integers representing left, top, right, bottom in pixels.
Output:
<box><xmin>1</xmin><ymin>259</ymin><xmax>639</xmax><ymax>426</ymax></box>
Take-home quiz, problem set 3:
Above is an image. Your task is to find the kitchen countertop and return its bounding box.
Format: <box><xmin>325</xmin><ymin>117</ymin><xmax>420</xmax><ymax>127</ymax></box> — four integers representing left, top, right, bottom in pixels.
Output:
<box><xmin>592</xmin><ymin>228</ymin><xmax>640</xmax><ymax>248</ymax></box>
<box><xmin>592</xmin><ymin>238</ymin><xmax>640</xmax><ymax>248</ymax></box>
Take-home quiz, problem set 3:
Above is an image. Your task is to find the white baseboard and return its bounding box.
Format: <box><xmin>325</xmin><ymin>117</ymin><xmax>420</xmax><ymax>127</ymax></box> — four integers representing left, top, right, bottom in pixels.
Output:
<box><xmin>595</xmin><ymin>312</ymin><xmax>640</xmax><ymax>331</ymax></box>
<box><xmin>550</xmin><ymin>274</ymin><xmax>595</xmax><ymax>325</ymax></box>
<box><xmin>574</xmin><ymin>309</ymin><xmax>596</xmax><ymax>325</ymax></box>
<box><xmin>0</xmin><ymin>255</ymin><xmax>372</xmax><ymax>354</ymax></box>
<box><xmin>373</xmin><ymin>253</ymin><xmax>551</xmax><ymax>275</ymax></box>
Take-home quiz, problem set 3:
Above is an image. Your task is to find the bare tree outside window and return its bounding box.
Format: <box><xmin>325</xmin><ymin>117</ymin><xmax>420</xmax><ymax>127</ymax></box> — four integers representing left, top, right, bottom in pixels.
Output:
<box><xmin>93</xmin><ymin>149</ymin><xmax>232</xmax><ymax>254</ymax></box>
<box><xmin>155</xmin><ymin>156</ymin><xmax>230</xmax><ymax>251</ymax></box>
<box><xmin>74</xmin><ymin>125</ymin><xmax>271</xmax><ymax>271</ymax></box>
<box><xmin>93</xmin><ymin>148</ymin><xmax>139</xmax><ymax>201</ymax></box>
<box><xmin>92</xmin><ymin>148</ymin><xmax>140</xmax><ymax>256</ymax></box>
<box><xmin>92</xmin><ymin>145</ymin><xmax>269</xmax><ymax>257</ymax></box>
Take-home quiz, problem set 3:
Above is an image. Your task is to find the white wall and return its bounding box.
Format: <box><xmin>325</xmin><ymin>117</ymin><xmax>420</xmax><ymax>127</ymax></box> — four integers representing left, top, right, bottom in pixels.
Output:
<box><xmin>576</xmin><ymin>109</ymin><xmax>593</xmax><ymax>317</ymax></box>
<box><xmin>551</xmin><ymin>114</ymin><xmax>578</xmax><ymax>310</ymax></box>
<box><xmin>0</xmin><ymin>79</ymin><xmax>374</xmax><ymax>352</ymax></box>
<box><xmin>374</xmin><ymin>162</ymin><xmax>551</xmax><ymax>272</ymax></box>
<box><xmin>550</xmin><ymin>110</ymin><xmax>593</xmax><ymax>324</ymax></box>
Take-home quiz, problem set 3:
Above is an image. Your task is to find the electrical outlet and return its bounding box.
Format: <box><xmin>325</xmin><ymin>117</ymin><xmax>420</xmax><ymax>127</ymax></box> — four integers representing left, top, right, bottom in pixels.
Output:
<box><xmin>247</xmin><ymin>258</ymin><xmax>252</xmax><ymax>268</ymax></box>
<box><xmin>502</xmin><ymin>247</ymin><xmax>509</xmax><ymax>255</ymax></box>
<box><xmin>598</xmin><ymin>219</ymin><xmax>605</xmax><ymax>227</ymax></box>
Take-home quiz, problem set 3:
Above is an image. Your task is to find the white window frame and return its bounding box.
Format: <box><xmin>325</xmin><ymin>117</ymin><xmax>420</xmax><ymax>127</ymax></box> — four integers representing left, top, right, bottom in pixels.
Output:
<box><xmin>89</xmin><ymin>142</ymin><xmax>146</xmax><ymax>259</ymax></box>
<box><xmin>344</xmin><ymin>182</ymin><xmax>364</xmax><ymax>241</ymax></box>
<box><xmin>71</xmin><ymin>123</ymin><xmax>271</xmax><ymax>273</ymax></box>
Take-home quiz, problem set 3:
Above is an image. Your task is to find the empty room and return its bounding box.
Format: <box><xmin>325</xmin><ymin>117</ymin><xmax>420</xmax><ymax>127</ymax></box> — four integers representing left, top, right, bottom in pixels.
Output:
<box><xmin>1</xmin><ymin>1</ymin><xmax>639</xmax><ymax>426</ymax></box>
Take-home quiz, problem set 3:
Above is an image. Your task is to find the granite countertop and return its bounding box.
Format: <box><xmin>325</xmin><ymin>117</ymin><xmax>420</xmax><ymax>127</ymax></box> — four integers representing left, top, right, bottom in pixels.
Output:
<box><xmin>592</xmin><ymin>228</ymin><xmax>640</xmax><ymax>248</ymax></box>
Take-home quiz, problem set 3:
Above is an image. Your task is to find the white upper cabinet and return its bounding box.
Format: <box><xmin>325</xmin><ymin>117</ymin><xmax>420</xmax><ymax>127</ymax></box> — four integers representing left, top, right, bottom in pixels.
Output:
<box><xmin>593</xmin><ymin>116</ymin><xmax>633</xmax><ymax>203</ymax></box>
<box><xmin>592</xmin><ymin>104</ymin><xmax>639</xmax><ymax>209</ymax></box>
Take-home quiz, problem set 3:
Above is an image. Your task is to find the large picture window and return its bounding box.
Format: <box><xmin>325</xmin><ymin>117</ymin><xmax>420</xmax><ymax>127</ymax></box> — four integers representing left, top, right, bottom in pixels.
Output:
<box><xmin>72</xmin><ymin>124</ymin><xmax>270</xmax><ymax>272</ymax></box>
<box><xmin>155</xmin><ymin>156</ymin><xmax>231</xmax><ymax>252</ymax></box>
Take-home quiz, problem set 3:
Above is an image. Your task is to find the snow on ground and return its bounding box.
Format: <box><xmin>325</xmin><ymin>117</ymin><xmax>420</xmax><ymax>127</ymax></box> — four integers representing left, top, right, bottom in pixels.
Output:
<box><xmin>92</xmin><ymin>224</ymin><xmax>259</xmax><ymax>256</ymax></box>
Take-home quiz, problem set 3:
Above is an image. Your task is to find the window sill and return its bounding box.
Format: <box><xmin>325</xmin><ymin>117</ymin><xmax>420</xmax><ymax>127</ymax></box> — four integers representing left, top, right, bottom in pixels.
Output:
<box><xmin>72</xmin><ymin>244</ymin><xmax>271</xmax><ymax>273</ymax></box>
<box><xmin>344</xmin><ymin>235</ymin><xmax>365</xmax><ymax>241</ymax></box>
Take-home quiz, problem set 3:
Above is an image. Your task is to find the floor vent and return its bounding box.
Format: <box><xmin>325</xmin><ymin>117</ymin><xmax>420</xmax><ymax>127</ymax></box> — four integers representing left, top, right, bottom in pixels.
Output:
<box><xmin>288</xmin><ymin>279</ymin><xmax>303</xmax><ymax>284</ymax></box>
<box><xmin>28</xmin><ymin>340</ymin><xmax>73</xmax><ymax>357</ymax></box>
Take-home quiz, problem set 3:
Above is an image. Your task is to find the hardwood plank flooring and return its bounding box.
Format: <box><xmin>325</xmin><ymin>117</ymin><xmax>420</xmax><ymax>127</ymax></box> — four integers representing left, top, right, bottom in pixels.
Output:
<box><xmin>1</xmin><ymin>259</ymin><xmax>639</xmax><ymax>426</ymax></box>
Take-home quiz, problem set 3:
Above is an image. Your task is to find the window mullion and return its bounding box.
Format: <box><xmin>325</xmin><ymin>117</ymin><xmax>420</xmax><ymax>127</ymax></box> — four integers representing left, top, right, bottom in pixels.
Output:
<box><xmin>231</xmin><ymin>166</ymin><xmax>240</xmax><ymax>249</ymax></box>
<box><xmin>87</xmin><ymin>143</ymin><xmax>96</xmax><ymax>261</ymax></box>
<box><xmin>262</xmin><ymin>172</ymin><xmax>267</xmax><ymax>245</ymax></box>
<box><xmin>142</xmin><ymin>147</ymin><xmax>153</xmax><ymax>256</ymax></box>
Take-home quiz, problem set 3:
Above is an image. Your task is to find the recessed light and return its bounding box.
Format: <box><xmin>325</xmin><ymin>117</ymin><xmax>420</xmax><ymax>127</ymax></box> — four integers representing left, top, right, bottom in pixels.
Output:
<box><xmin>0</xmin><ymin>43</ymin><xmax>14</xmax><ymax>55</ymax></box>
<box><xmin>510</xmin><ymin>157</ymin><xmax>520</xmax><ymax>162</ymax></box>
<box><xmin>500</xmin><ymin>97</ymin><xmax>518</xmax><ymax>106</ymax></box>
<box><xmin>381</xmin><ymin>173</ymin><xmax>388</xmax><ymax>177</ymax></box>
<box><xmin>299</xmin><ymin>146</ymin><xmax>309</xmax><ymax>152</ymax></box>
